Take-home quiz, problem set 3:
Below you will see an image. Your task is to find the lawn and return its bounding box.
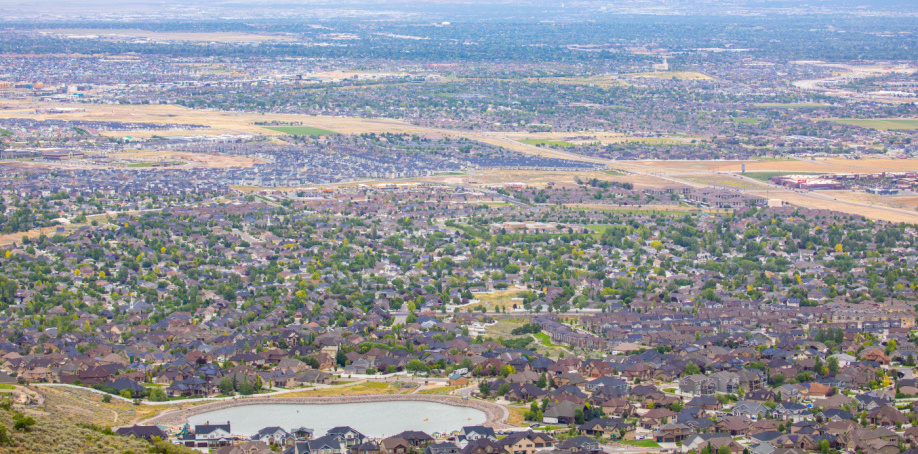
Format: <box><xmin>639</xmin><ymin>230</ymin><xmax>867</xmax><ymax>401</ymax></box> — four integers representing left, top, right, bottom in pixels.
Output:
<box><xmin>263</xmin><ymin>126</ymin><xmax>339</xmax><ymax>135</ymax></box>
<box><xmin>743</xmin><ymin>171</ymin><xmax>825</xmax><ymax>182</ymax></box>
<box><xmin>533</xmin><ymin>332</ymin><xmax>560</xmax><ymax>348</ymax></box>
<box><xmin>825</xmin><ymin>118</ymin><xmax>918</xmax><ymax>131</ymax></box>
<box><xmin>731</xmin><ymin>117</ymin><xmax>762</xmax><ymax>125</ymax></box>
<box><xmin>617</xmin><ymin>439</ymin><xmax>662</xmax><ymax>448</ymax></box>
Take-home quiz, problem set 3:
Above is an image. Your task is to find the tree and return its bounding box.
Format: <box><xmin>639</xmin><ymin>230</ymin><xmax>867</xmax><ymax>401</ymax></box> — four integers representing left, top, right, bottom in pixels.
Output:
<box><xmin>120</xmin><ymin>389</ymin><xmax>133</xmax><ymax>399</ymax></box>
<box><xmin>479</xmin><ymin>382</ymin><xmax>490</xmax><ymax>396</ymax></box>
<box><xmin>827</xmin><ymin>356</ymin><xmax>839</xmax><ymax>375</ymax></box>
<box><xmin>407</xmin><ymin>359</ymin><xmax>428</xmax><ymax>374</ymax></box>
<box><xmin>684</xmin><ymin>362</ymin><xmax>701</xmax><ymax>376</ymax></box>
<box><xmin>536</xmin><ymin>372</ymin><xmax>547</xmax><ymax>388</ymax></box>
<box><xmin>885</xmin><ymin>339</ymin><xmax>897</xmax><ymax>356</ymax></box>
<box><xmin>524</xmin><ymin>401</ymin><xmax>543</xmax><ymax>422</ymax></box>
<box><xmin>12</xmin><ymin>413</ymin><xmax>35</xmax><ymax>432</ymax></box>
<box><xmin>149</xmin><ymin>388</ymin><xmax>168</xmax><ymax>402</ymax></box>
<box><xmin>814</xmin><ymin>357</ymin><xmax>826</xmax><ymax>376</ymax></box>
<box><xmin>574</xmin><ymin>408</ymin><xmax>585</xmax><ymax>424</ymax></box>
<box><xmin>336</xmin><ymin>349</ymin><xmax>348</xmax><ymax>367</ymax></box>
<box><xmin>238</xmin><ymin>380</ymin><xmax>256</xmax><ymax>395</ymax></box>
<box><xmin>498</xmin><ymin>383</ymin><xmax>510</xmax><ymax>396</ymax></box>
<box><xmin>771</xmin><ymin>373</ymin><xmax>785</xmax><ymax>386</ymax></box>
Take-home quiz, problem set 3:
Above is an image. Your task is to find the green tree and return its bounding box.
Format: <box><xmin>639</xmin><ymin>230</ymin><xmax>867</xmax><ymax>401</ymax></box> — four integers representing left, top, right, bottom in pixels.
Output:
<box><xmin>827</xmin><ymin>356</ymin><xmax>839</xmax><ymax>375</ymax></box>
<box><xmin>218</xmin><ymin>376</ymin><xmax>234</xmax><ymax>394</ymax></box>
<box><xmin>406</xmin><ymin>359</ymin><xmax>428</xmax><ymax>374</ymax></box>
<box><xmin>149</xmin><ymin>388</ymin><xmax>168</xmax><ymax>402</ymax></box>
<box><xmin>684</xmin><ymin>362</ymin><xmax>701</xmax><ymax>376</ymax></box>
<box><xmin>479</xmin><ymin>382</ymin><xmax>490</xmax><ymax>397</ymax></box>
<box><xmin>12</xmin><ymin>413</ymin><xmax>35</xmax><ymax>432</ymax></box>
<box><xmin>238</xmin><ymin>380</ymin><xmax>256</xmax><ymax>395</ymax></box>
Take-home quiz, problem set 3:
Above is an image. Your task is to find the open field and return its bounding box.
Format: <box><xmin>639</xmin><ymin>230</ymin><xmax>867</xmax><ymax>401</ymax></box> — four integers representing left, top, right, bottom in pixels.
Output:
<box><xmin>518</xmin><ymin>138</ymin><xmax>575</xmax><ymax>148</ymax></box>
<box><xmin>524</xmin><ymin>75</ymin><xmax>629</xmax><ymax>87</ymax></box>
<box><xmin>825</xmin><ymin>118</ymin><xmax>918</xmax><ymax>130</ymax></box>
<box><xmin>263</xmin><ymin>125</ymin><xmax>339</xmax><ymax>135</ymax></box>
<box><xmin>732</xmin><ymin>117</ymin><xmax>762</xmax><ymax>124</ymax></box>
<box><xmin>98</xmin><ymin>128</ymin><xmax>238</xmax><ymax>138</ymax></box>
<box><xmin>422</xmin><ymin>169</ymin><xmax>672</xmax><ymax>190</ymax></box>
<box><xmin>742</xmin><ymin>171</ymin><xmax>826</xmax><ymax>181</ymax></box>
<box><xmin>113</xmin><ymin>151</ymin><xmax>264</xmax><ymax>168</ymax></box>
<box><xmin>0</xmin><ymin>101</ymin><xmax>436</xmax><ymax>136</ymax></box>
<box><xmin>506</xmin><ymin>406</ymin><xmax>528</xmax><ymax>426</ymax></box>
<box><xmin>37</xmin><ymin>385</ymin><xmax>169</xmax><ymax>426</ymax></box>
<box><xmin>748</xmin><ymin>189</ymin><xmax>918</xmax><ymax>223</ymax></box>
<box><xmin>472</xmin><ymin>289</ymin><xmax>526</xmax><ymax>311</ymax></box>
<box><xmin>622</xmin><ymin>71</ymin><xmax>713</xmax><ymax>80</ymax></box>
<box><xmin>40</xmin><ymin>28</ymin><xmax>297</xmax><ymax>43</ymax></box>
<box><xmin>682</xmin><ymin>174</ymin><xmax>768</xmax><ymax>189</ymax></box>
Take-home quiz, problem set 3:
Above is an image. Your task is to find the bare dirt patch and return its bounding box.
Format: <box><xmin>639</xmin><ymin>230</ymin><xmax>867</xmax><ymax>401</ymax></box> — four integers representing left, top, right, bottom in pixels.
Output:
<box><xmin>113</xmin><ymin>151</ymin><xmax>265</xmax><ymax>168</ymax></box>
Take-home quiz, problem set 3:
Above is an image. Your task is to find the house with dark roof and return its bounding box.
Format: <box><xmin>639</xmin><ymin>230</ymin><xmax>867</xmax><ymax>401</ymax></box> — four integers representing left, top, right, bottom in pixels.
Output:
<box><xmin>115</xmin><ymin>424</ymin><xmax>167</xmax><ymax>441</ymax></box>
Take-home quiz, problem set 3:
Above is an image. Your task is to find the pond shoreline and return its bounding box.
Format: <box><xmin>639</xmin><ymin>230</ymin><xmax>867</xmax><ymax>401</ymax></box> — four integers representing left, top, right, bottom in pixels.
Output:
<box><xmin>142</xmin><ymin>393</ymin><xmax>511</xmax><ymax>431</ymax></box>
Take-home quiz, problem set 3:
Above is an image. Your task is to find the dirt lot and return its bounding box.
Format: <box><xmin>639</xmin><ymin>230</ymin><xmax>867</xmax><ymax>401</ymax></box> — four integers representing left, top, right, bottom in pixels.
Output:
<box><xmin>113</xmin><ymin>151</ymin><xmax>265</xmax><ymax>168</ymax></box>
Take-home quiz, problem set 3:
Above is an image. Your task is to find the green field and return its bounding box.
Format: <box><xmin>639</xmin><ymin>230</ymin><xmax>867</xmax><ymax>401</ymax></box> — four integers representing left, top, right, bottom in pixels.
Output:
<box><xmin>825</xmin><ymin>118</ymin><xmax>918</xmax><ymax>131</ymax></box>
<box><xmin>601</xmin><ymin>170</ymin><xmax>626</xmax><ymax>176</ymax></box>
<box><xmin>732</xmin><ymin>117</ymin><xmax>762</xmax><ymax>125</ymax></box>
<box><xmin>519</xmin><ymin>138</ymin><xmax>576</xmax><ymax>148</ymax></box>
<box><xmin>616</xmin><ymin>440</ymin><xmax>661</xmax><ymax>448</ymax></box>
<box><xmin>743</xmin><ymin>171</ymin><xmax>826</xmax><ymax>182</ymax></box>
<box><xmin>264</xmin><ymin>126</ymin><xmax>339</xmax><ymax>135</ymax></box>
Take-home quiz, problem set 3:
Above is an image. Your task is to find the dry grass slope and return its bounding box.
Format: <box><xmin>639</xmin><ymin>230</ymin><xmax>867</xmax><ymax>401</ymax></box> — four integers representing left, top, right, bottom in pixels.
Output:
<box><xmin>0</xmin><ymin>404</ymin><xmax>196</xmax><ymax>454</ymax></box>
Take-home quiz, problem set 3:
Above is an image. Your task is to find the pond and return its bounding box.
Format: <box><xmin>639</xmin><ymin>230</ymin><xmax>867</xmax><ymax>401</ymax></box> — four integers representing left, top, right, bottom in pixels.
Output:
<box><xmin>186</xmin><ymin>400</ymin><xmax>488</xmax><ymax>438</ymax></box>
